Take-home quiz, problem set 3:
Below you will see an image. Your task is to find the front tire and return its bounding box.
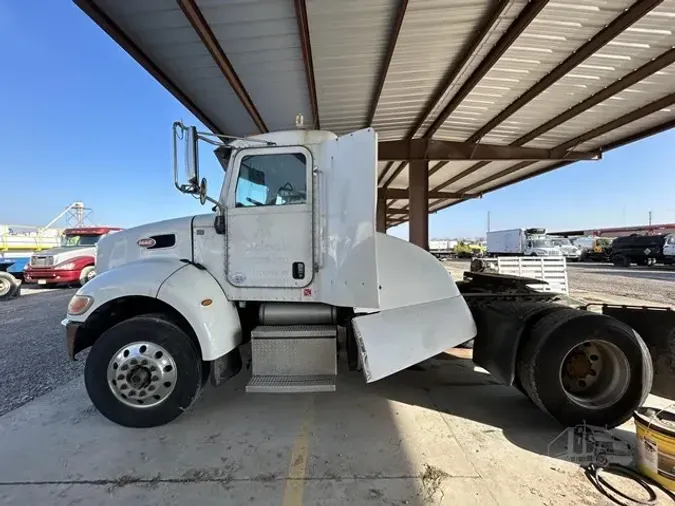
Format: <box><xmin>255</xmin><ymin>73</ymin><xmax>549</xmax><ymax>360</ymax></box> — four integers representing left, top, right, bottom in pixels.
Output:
<box><xmin>85</xmin><ymin>315</ymin><xmax>202</xmax><ymax>427</ymax></box>
<box><xmin>516</xmin><ymin>309</ymin><xmax>652</xmax><ymax>428</ymax></box>
<box><xmin>0</xmin><ymin>272</ymin><xmax>19</xmax><ymax>300</ymax></box>
<box><xmin>79</xmin><ymin>266</ymin><xmax>96</xmax><ymax>286</ymax></box>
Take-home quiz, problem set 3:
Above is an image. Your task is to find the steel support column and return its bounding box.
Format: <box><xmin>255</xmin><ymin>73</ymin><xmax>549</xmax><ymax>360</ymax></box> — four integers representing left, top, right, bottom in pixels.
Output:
<box><xmin>376</xmin><ymin>196</ymin><xmax>387</xmax><ymax>233</ymax></box>
<box><xmin>408</xmin><ymin>161</ymin><xmax>428</xmax><ymax>250</ymax></box>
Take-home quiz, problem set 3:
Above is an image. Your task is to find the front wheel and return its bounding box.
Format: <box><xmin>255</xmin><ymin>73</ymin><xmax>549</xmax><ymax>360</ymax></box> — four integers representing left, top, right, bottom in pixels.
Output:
<box><xmin>79</xmin><ymin>266</ymin><xmax>96</xmax><ymax>286</ymax></box>
<box><xmin>85</xmin><ymin>315</ymin><xmax>202</xmax><ymax>427</ymax></box>
<box><xmin>0</xmin><ymin>272</ymin><xmax>19</xmax><ymax>300</ymax></box>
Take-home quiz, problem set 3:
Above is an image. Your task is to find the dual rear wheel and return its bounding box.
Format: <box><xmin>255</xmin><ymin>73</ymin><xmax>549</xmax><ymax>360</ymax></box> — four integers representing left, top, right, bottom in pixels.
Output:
<box><xmin>516</xmin><ymin>309</ymin><xmax>652</xmax><ymax>428</ymax></box>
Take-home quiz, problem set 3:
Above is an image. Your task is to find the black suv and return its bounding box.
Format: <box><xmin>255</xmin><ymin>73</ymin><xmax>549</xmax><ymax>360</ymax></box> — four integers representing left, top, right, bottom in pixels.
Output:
<box><xmin>610</xmin><ymin>234</ymin><xmax>669</xmax><ymax>267</ymax></box>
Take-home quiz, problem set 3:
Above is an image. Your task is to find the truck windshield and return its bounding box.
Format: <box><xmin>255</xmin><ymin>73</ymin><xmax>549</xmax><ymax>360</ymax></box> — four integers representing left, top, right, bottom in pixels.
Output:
<box><xmin>533</xmin><ymin>239</ymin><xmax>553</xmax><ymax>248</ymax></box>
<box><xmin>552</xmin><ymin>238</ymin><xmax>571</xmax><ymax>246</ymax></box>
<box><xmin>61</xmin><ymin>235</ymin><xmax>102</xmax><ymax>247</ymax></box>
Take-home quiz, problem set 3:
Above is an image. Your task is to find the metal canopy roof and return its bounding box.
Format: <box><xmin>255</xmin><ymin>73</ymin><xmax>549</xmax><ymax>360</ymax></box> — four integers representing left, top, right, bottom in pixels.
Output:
<box><xmin>76</xmin><ymin>0</ymin><xmax>675</xmax><ymax>226</ymax></box>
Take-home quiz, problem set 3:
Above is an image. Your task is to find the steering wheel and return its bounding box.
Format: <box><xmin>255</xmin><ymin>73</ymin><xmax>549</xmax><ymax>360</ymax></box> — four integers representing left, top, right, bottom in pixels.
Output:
<box><xmin>246</xmin><ymin>197</ymin><xmax>265</xmax><ymax>206</ymax></box>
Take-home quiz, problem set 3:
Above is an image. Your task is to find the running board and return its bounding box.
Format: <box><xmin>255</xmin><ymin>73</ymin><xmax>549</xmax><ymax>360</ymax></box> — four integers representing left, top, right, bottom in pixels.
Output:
<box><xmin>246</xmin><ymin>324</ymin><xmax>338</xmax><ymax>393</ymax></box>
<box><xmin>246</xmin><ymin>375</ymin><xmax>336</xmax><ymax>393</ymax></box>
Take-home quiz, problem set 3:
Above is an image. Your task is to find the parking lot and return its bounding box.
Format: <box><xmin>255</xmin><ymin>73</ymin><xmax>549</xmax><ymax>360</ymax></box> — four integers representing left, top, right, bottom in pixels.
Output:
<box><xmin>0</xmin><ymin>272</ymin><xmax>673</xmax><ymax>505</ymax></box>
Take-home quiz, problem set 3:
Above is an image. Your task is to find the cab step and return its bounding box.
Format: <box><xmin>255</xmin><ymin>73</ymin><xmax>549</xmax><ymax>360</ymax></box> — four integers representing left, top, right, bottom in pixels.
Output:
<box><xmin>246</xmin><ymin>375</ymin><xmax>336</xmax><ymax>393</ymax></box>
<box><xmin>246</xmin><ymin>324</ymin><xmax>337</xmax><ymax>393</ymax></box>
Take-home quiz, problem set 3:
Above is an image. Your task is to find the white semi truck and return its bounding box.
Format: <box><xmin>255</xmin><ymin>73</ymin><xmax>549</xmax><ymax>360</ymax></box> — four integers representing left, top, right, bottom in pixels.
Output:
<box><xmin>487</xmin><ymin>228</ymin><xmax>562</xmax><ymax>257</ymax></box>
<box><xmin>62</xmin><ymin>122</ymin><xmax>666</xmax><ymax>428</ymax></box>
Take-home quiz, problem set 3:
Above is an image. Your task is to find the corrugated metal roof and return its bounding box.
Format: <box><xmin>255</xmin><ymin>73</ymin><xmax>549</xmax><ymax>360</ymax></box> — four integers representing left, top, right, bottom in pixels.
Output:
<box><xmin>371</xmin><ymin>0</ymin><xmax>504</xmax><ymax>141</ymax></box>
<box><xmin>196</xmin><ymin>0</ymin><xmax>315</xmax><ymax>132</ymax></box>
<box><xmin>306</xmin><ymin>0</ymin><xmax>399</xmax><ymax>134</ymax></box>
<box><xmin>78</xmin><ymin>0</ymin><xmax>675</xmax><ymax>222</ymax></box>
<box><xmin>95</xmin><ymin>0</ymin><xmax>259</xmax><ymax>135</ymax></box>
<box><xmin>434</xmin><ymin>0</ymin><xmax>635</xmax><ymax>144</ymax></box>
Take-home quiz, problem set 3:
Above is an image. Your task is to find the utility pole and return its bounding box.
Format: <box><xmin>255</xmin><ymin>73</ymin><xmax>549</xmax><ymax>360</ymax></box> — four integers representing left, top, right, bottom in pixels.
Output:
<box><xmin>648</xmin><ymin>210</ymin><xmax>652</xmax><ymax>226</ymax></box>
<box><xmin>487</xmin><ymin>211</ymin><xmax>491</xmax><ymax>233</ymax></box>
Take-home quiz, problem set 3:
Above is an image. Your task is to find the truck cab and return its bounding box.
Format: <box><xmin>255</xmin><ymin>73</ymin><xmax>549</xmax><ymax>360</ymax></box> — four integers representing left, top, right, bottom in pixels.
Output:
<box><xmin>62</xmin><ymin>123</ymin><xmax>477</xmax><ymax>427</ymax></box>
<box><xmin>25</xmin><ymin>227</ymin><xmax>122</xmax><ymax>286</ymax></box>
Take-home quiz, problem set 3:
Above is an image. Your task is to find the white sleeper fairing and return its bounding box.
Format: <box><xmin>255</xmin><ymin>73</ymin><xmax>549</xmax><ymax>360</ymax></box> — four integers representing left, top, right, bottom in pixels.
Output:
<box><xmin>352</xmin><ymin>233</ymin><xmax>477</xmax><ymax>382</ymax></box>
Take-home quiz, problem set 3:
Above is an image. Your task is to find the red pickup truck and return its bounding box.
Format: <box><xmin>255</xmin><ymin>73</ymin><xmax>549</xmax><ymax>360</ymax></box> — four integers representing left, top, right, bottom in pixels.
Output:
<box><xmin>24</xmin><ymin>227</ymin><xmax>122</xmax><ymax>286</ymax></box>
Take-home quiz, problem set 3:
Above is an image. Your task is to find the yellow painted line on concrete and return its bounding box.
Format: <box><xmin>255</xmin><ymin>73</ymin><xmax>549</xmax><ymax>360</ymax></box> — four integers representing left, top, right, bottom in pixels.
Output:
<box><xmin>282</xmin><ymin>396</ymin><xmax>315</xmax><ymax>506</ymax></box>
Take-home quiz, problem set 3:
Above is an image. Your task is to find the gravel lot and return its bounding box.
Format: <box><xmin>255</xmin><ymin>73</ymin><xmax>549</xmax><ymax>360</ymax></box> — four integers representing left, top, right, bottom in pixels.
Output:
<box><xmin>566</xmin><ymin>262</ymin><xmax>675</xmax><ymax>305</ymax></box>
<box><xmin>0</xmin><ymin>286</ymin><xmax>81</xmax><ymax>416</ymax></box>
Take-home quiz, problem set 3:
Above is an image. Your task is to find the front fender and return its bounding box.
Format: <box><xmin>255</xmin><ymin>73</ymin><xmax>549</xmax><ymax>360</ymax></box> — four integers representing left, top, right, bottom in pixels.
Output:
<box><xmin>157</xmin><ymin>265</ymin><xmax>242</xmax><ymax>360</ymax></box>
<box><xmin>75</xmin><ymin>258</ymin><xmax>187</xmax><ymax>319</ymax></box>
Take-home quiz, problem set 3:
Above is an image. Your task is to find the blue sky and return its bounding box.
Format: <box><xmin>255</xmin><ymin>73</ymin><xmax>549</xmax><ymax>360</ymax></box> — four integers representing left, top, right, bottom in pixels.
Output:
<box><xmin>1</xmin><ymin>1</ymin><xmax>674</xmax><ymax>238</ymax></box>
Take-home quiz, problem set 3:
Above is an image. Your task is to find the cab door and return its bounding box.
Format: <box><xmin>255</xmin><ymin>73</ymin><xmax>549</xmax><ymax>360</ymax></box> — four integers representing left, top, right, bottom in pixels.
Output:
<box><xmin>225</xmin><ymin>146</ymin><xmax>313</xmax><ymax>288</ymax></box>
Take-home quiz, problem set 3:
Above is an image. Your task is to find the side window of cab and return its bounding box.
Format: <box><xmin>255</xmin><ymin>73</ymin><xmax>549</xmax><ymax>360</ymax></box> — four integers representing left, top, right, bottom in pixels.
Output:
<box><xmin>234</xmin><ymin>153</ymin><xmax>307</xmax><ymax>207</ymax></box>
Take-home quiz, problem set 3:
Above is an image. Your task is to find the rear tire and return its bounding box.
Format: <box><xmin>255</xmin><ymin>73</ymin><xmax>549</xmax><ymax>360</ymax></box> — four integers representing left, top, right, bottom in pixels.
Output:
<box><xmin>85</xmin><ymin>315</ymin><xmax>202</xmax><ymax>427</ymax></box>
<box><xmin>516</xmin><ymin>309</ymin><xmax>652</xmax><ymax>428</ymax></box>
<box><xmin>612</xmin><ymin>254</ymin><xmax>630</xmax><ymax>267</ymax></box>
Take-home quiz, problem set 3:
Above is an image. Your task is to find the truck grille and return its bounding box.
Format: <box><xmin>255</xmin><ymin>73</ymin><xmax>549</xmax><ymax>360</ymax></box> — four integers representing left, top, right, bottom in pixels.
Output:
<box><xmin>30</xmin><ymin>256</ymin><xmax>54</xmax><ymax>267</ymax></box>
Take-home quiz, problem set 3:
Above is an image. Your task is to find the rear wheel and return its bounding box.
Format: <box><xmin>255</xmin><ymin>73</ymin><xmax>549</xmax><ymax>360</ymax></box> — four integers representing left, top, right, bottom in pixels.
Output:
<box><xmin>516</xmin><ymin>309</ymin><xmax>652</xmax><ymax>427</ymax></box>
<box><xmin>612</xmin><ymin>254</ymin><xmax>630</xmax><ymax>267</ymax></box>
<box><xmin>85</xmin><ymin>314</ymin><xmax>202</xmax><ymax>427</ymax></box>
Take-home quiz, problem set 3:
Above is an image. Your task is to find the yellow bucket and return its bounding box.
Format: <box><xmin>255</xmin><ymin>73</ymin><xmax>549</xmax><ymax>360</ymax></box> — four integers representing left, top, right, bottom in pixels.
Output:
<box><xmin>634</xmin><ymin>406</ymin><xmax>675</xmax><ymax>492</ymax></box>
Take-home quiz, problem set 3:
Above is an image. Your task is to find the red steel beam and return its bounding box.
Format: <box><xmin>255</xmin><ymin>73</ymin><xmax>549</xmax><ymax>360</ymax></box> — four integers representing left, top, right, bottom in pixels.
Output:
<box><xmin>467</xmin><ymin>0</ymin><xmax>663</xmax><ymax>143</ymax></box>
<box><xmin>433</xmin><ymin>116</ymin><xmax>675</xmax><ymax>214</ymax></box>
<box><xmin>367</xmin><ymin>0</ymin><xmax>409</xmax><ymax>127</ymax></box>
<box><xmin>424</xmin><ymin>0</ymin><xmax>548</xmax><ymax>138</ymax></box>
<box><xmin>179</xmin><ymin>0</ymin><xmax>268</xmax><ymax>133</ymax></box>
<box><xmin>294</xmin><ymin>0</ymin><xmax>320</xmax><ymax>129</ymax></box>
<box><xmin>432</xmin><ymin>41</ymin><xmax>675</xmax><ymax>193</ymax></box>
<box><xmin>73</xmin><ymin>0</ymin><xmax>222</xmax><ymax>134</ymax></box>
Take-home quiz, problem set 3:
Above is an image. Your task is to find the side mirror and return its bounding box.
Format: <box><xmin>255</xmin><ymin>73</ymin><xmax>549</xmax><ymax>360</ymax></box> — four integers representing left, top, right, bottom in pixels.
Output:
<box><xmin>185</xmin><ymin>126</ymin><xmax>199</xmax><ymax>184</ymax></box>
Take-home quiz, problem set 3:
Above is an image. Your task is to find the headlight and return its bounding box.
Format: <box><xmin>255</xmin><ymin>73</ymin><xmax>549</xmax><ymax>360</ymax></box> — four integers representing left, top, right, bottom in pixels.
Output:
<box><xmin>55</xmin><ymin>262</ymin><xmax>76</xmax><ymax>270</ymax></box>
<box><xmin>68</xmin><ymin>295</ymin><xmax>94</xmax><ymax>315</ymax></box>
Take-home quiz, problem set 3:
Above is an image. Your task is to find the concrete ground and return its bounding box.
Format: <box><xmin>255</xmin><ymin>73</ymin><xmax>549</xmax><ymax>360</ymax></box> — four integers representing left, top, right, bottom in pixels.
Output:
<box><xmin>1</xmin><ymin>353</ymin><xmax>673</xmax><ymax>505</ymax></box>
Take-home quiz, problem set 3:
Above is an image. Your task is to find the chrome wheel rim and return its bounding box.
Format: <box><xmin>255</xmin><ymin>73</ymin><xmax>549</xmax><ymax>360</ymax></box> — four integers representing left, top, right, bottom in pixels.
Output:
<box><xmin>107</xmin><ymin>342</ymin><xmax>177</xmax><ymax>408</ymax></box>
<box><xmin>559</xmin><ymin>340</ymin><xmax>630</xmax><ymax>410</ymax></box>
<box><xmin>86</xmin><ymin>270</ymin><xmax>96</xmax><ymax>281</ymax></box>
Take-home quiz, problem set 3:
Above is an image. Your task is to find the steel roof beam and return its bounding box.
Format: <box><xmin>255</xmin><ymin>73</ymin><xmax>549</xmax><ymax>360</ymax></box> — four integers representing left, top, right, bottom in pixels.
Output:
<box><xmin>73</xmin><ymin>0</ymin><xmax>222</xmax><ymax>134</ymax></box>
<box><xmin>367</xmin><ymin>0</ymin><xmax>409</xmax><ymax>128</ymax></box>
<box><xmin>432</xmin><ymin>106</ymin><xmax>675</xmax><ymax>214</ymax></box>
<box><xmin>378</xmin><ymin>139</ymin><xmax>600</xmax><ymax>161</ymax></box>
<box><xmin>467</xmin><ymin>0</ymin><xmax>663</xmax><ymax>143</ymax></box>
<box><xmin>294</xmin><ymin>0</ymin><xmax>320</xmax><ymax>129</ymax></box>
<box><xmin>379</xmin><ymin>189</ymin><xmax>477</xmax><ymax>200</ymax></box>
<box><xmin>432</xmin><ymin>30</ymin><xmax>674</xmax><ymax>193</ymax></box>
<box><xmin>178</xmin><ymin>0</ymin><xmax>268</xmax><ymax>133</ymax></box>
<box><xmin>424</xmin><ymin>0</ymin><xmax>548</xmax><ymax>139</ymax></box>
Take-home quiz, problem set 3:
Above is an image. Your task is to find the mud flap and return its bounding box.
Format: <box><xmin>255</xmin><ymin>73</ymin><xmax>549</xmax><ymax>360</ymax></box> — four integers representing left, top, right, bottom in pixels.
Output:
<box><xmin>601</xmin><ymin>305</ymin><xmax>675</xmax><ymax>400</ymax></box>
<box><xmin>351</xmin><ymin>296</ymin><xmax>476</xmax><ymax>383</ymax></box>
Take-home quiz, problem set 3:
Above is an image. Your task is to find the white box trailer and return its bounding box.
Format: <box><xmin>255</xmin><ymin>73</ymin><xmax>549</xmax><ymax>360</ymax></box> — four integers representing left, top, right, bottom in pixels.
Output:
<box><xmin>487</xmin><ymin>228</ymin><xmax>562</xmax><ymax>257</ymax></box>
<box><xmin>60</xmin><ymin>122</ymin><xmax>665</xmax><ymax>429</ymax></box>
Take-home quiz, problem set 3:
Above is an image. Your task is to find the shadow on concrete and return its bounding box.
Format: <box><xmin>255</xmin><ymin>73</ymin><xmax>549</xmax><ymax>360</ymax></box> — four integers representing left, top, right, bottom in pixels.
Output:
<box><xmin>374</xmin><ymin>353</ymin><xmax>627</xmax><ymax>466</ymax></box>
